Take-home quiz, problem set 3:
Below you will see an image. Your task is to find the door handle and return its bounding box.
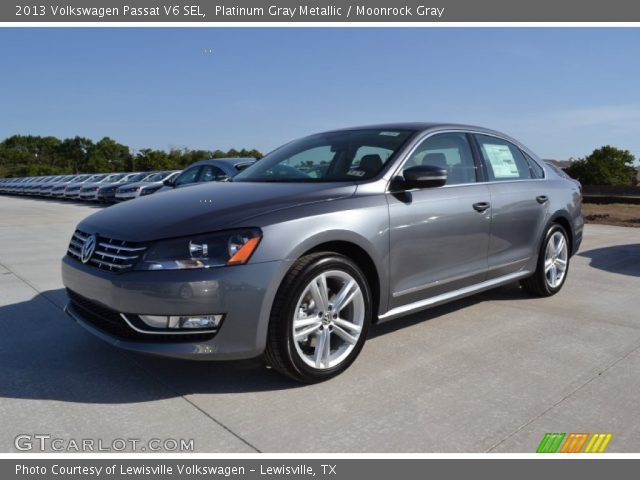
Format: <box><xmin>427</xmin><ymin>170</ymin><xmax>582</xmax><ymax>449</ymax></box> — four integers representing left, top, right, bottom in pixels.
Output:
<box><xmin>472</xmin><ymin>202</ymin><xmax>491</xmax><ymax>213</ymax></box>
<box><xmin>536</xmin><ymin>195</ymin><xmax>549</xmax><ymax>204</ymax></box>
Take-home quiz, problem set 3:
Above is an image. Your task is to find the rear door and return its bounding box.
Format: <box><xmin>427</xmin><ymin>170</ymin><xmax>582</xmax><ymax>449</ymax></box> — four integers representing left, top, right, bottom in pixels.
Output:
<box><xmin>387</xmin><ymin>131</ymin><xmax>491</xmax><ymax>309</ymax></box>
<box><xmin>472</xmin><ymin>133</ymin><xmax>549</xmax><ymax>279</ymax></box>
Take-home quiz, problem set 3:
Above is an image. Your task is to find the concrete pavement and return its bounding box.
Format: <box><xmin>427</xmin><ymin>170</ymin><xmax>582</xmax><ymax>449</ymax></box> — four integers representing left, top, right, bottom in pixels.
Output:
<box><xmin>0</xmin><ymin>195</ymin><xmax>639</xmax><ymax>452</ymax></box>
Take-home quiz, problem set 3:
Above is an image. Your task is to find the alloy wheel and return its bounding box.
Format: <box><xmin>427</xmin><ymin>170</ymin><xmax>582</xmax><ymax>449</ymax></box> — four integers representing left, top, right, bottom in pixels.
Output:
<box><xmin>544</xmin><ymin>231</ymin><xmax>568</xmax><ymax>288</ymax></box>
<box><xmin>292</xmin><ymin>270</ymin><xmax>365</xmax><ymax>370</ymax></box>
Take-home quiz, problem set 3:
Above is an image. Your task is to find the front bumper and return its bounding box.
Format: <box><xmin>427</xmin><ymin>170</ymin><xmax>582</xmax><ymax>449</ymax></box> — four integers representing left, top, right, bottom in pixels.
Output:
<box><xmin>97</xmin><ymin>190</ymin><xmax>118</xmax><ymax>202</ymax></box>
<box><xmin>115</xmin><ymin>191</ymin><xmax>139</xmax><ymax>200</ymax></box>
<box><xmin>79</xmin><ymin>191</ymin><xmax>99</xmax><ymax>200</ymax></box>
<box><xmin>61</xmin><ymin>255</ymin><xmax>290</xmax><ymax>360</ymax></box>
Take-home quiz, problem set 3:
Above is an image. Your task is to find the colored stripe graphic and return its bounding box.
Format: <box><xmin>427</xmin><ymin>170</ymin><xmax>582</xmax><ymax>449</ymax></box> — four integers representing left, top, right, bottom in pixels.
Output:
<box><xmin>537</xmin><ymin>433</ymin><xmax>613</xmax><ymax>453</ymax></box>
<box><xmin>537</xmin><ymin>433</ymin><xmax>565</xmax><ymax>453</ymax></box>
<box><xmin>560</xmin><ymin>433</ymin><xmax>589</xmax><ymax>453</ymax></box>
<box><xmin>584</xmin><ymin>433</ymin><xmax>613</xmax><ymax>453</ymax></box>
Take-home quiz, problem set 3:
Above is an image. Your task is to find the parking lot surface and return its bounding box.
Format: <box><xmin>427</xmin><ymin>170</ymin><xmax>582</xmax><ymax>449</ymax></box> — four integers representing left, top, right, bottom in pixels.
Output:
<box><xmin>1</xmin><ymin>195</ymin><xmax>639</xmax><ymax>452</ymax></box>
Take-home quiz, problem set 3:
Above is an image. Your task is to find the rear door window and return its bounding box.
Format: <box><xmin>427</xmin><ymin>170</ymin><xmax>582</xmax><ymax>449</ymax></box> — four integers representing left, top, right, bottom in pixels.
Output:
<box><xmin>475</xmin><ymin>134</ymin><xmax>532</xmax><ymax>181</ymax></box>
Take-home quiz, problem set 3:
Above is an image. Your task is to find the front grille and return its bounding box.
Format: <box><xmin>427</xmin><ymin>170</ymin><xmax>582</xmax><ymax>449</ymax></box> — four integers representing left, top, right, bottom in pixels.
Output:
<box><xmin>67</xmin><ymin>289</ymin><xmax>216</xmax><ymax>342</ymax></box>
<box><xmin>67</xmin><ymin>229</ymin><xmax>147</xmax><ymax>272</ymax></box>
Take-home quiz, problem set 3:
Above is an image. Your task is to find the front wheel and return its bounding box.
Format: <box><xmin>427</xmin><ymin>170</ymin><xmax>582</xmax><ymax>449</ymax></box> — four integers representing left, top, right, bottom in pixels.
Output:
<box><xmin>265</xmin><ymin>253</ymin><xmax>372</xmax><ymax>383</ymax></box>
<box><xmin>520</xmin><ymin>224</ymin><xmax>570</xmax><ymax>296</ymax></box>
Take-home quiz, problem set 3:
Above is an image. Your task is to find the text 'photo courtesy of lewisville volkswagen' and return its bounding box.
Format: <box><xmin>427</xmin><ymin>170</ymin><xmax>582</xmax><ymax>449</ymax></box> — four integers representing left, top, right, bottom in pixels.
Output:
<box><xmin>62</xmin><ymin>124</ymin><xmax>582</xmax><ymax>383</ymax></box>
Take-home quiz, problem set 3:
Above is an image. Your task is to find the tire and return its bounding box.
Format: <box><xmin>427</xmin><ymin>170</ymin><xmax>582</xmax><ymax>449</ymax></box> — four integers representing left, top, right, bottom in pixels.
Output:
<box><xmin>520</xmin><ymin>223</ymin><xmax>570</xmax><ymax>297</ymax></box>
<box><xmin>265</xmin><ymin>252</ymin><xmax>372</xmax><ymax>383</ymax></box>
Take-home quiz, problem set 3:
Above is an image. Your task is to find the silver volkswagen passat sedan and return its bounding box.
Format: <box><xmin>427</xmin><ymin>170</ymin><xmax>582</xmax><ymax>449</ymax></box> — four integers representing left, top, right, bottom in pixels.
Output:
<box><xmin>62</xmin><ymin>123</ymin><xmax>583</xmax><ymax>382</ymax></box>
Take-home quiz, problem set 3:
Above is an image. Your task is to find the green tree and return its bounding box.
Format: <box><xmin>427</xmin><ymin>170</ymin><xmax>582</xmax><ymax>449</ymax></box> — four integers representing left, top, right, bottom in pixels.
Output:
<box><xmin>134</xmin><ymin>149</ymin><xmax>171</xmax><ymax>171</ymax></box>
<box><xmin>85</xmin><ymin>137</ymin><xmax>131</xmax><ymax>172</ymax></box>
<box><xmin>58</xmin><ymin>136</ymin><xmax>94</xmax><ymax>173</ymax></box>
<box><xmin>566</xmin><ymin>146</ymin><xmax>636</xmax><ymax>186</ymax></box>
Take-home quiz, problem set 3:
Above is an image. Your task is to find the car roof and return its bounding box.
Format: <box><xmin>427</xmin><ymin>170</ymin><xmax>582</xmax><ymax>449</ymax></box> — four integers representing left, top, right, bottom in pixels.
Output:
<box><xmin>318</xmin><ymin>122</ymin><xmax>540</xmax><ymax>159</ymax></box>
<box><xmin>325</xmin><ymin>122</ymin><xmax>505</xmax><ymax>135</ymax></box>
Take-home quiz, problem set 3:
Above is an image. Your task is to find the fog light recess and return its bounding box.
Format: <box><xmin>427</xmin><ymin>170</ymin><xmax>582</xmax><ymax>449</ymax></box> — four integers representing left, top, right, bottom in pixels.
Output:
<box><xmin>138</xmin><ymin>314</ymin><xmax>224</xmax><ymax>330</ymax></box>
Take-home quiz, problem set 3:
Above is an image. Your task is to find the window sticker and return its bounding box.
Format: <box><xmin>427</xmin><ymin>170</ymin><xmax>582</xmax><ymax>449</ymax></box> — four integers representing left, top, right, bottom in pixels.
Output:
<box><xmin>346</xmin><ymin>169</ymin><xmax>366</xmax><ymax>177</ymax></box>
<box><xmin>482</xmin><ymin>144</ymin><xmax>520</xmax><ymax>178</ymax></box>
<box><xmin>379</xmin><ymin>131</ymin><xmax>401</xmax><ymax>136</ymax></box>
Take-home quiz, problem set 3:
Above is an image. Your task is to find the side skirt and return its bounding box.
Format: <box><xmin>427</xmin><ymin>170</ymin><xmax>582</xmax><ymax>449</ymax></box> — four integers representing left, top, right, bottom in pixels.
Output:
<box><xmin>377</xmin><ymin>270</ymin><xmax>531</xmax><ymax>323</ymax></box>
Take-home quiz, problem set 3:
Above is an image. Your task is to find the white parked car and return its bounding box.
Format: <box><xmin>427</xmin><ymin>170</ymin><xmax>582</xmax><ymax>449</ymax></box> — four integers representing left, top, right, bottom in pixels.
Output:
<box><xmin>115</xmin><ymin>171</ymin><xmax>181</xmax><ymax>201</ymax></box>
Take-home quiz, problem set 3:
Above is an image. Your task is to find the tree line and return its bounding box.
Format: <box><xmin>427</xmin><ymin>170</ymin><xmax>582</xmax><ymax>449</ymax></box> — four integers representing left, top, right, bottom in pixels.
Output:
<box><xmin>2</xmin><ymin>135</ymin><xmax>637</xmax><ymax>186</ymax></box>
<box><xmin>0</xmin><ymin>135</ymin><xmax>263</xmax><ymax>178</ymax></box>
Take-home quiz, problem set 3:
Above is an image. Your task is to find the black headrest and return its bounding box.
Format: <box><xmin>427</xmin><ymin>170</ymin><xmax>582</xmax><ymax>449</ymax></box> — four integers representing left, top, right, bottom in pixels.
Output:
<box><xmin>359</xmin><ymin>154</ymin><xmax>383</xmax><ymax>174</ymax></box>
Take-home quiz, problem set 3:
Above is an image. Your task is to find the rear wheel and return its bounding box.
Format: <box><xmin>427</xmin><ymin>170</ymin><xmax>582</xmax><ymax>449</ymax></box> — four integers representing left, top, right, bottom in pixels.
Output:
<box><xmin>265</xmin><ymin>253</ymin><xmax>372</xmax><ymax>383</ymax></box>
<box><xmin>520</xmin><ymin>224</ymin><xmax>570</xmax><ymax>296</ymax></box>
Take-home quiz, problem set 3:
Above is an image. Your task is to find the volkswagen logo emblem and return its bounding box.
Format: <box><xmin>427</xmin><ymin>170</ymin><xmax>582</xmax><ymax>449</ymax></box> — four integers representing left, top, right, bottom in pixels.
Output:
<box><xmin>81</xmin><ymin>234</ymin><xmax>97</xmax><ymax>264</ymax></box>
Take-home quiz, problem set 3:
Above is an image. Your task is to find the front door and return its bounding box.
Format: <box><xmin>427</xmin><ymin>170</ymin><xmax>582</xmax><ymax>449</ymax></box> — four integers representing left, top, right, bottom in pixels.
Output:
<box><xmin>387</xmin><ymin>132</ymin><xmax>491</xmax><ymax>309</ymax></box>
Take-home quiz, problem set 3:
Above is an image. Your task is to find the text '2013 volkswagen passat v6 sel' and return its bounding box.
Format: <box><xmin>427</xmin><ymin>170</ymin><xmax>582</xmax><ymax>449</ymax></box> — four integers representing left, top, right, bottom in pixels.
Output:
<box><xmin>62</xmin><ymin>123</ymin><xmax>583</xmax><ymax>383</ymax></box>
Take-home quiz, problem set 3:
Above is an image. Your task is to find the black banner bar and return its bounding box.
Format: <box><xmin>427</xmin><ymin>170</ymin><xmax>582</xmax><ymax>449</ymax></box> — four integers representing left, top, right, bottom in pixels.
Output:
<box><xmin>3</xmin><ymin>459</ymin><xmax>640</xmax><ymax>480</ymax></box>
<box><xmin>3</xmin><ymin>0</ymin><xmax>640</xmax><ymax>23</ymax></box>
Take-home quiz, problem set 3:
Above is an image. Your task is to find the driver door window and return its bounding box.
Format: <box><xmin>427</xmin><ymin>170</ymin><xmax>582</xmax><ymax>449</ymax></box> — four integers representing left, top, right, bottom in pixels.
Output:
<box><xmin>404</xmin><ymin>132</ymin><xmax>477</xmax><ymax>185</ymax></box>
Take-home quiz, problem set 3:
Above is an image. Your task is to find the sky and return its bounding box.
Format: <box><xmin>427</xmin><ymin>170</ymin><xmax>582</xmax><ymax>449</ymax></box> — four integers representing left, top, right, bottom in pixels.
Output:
<box><xmin>1</xmin><ymin>27</ymin><xmax>640</xmax><ymax>161</ymax></box>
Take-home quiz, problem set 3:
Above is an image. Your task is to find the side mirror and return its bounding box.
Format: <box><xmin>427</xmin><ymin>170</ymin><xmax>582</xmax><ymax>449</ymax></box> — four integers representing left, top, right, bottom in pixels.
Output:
<box><xmin>163</xmin><ymin>178</ymin><xmax>176</xmax><ymax>188</ymax></box>
<box><xmin>393</xmin><ymin>165</ymin><xmax>447</xmax><ymax>190</ymax></box>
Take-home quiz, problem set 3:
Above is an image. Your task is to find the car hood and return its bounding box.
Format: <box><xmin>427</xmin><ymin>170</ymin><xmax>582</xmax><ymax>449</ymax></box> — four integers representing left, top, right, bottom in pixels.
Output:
<box><xmin>139</xmin><ymin>180</ymin><xmax>164</xmax><ymax>187</ymax></box>
<box><xmin>99</xmin><ymin>181</ymin><xmax>127</xmax><ymax>189</ymax></box>
<box><xmin>79</xmin><ymin>181</ymin><xmax>357</xmax><ymax>242</ymax></box>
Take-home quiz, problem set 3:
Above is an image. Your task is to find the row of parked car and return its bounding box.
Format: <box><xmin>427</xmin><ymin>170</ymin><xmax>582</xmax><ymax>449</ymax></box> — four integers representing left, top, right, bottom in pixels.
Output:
<box><xmin>0</xmin><ymin>158</ymin><xmax>257</xmax><ymax>202</ymax></box>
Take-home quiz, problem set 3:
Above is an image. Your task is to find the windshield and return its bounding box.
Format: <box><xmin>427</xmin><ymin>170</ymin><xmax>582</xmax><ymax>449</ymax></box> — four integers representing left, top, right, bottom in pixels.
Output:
<box><xmin>144</xmin><ymin>172</ymin><xmax>168</xmax><ymax>182</ymax></box>
<box><xmin>128</xmin><ymin>172</ymin><xmax>150</xmax><ymax>182</ymax></box>
<box><xmin>118</xmin><ymin>173</ymin><xmax>137</xmax><ymax>182</ymax></box>
<box><xmin>102</xmin><ymin>173</ymin><xmax>125</xmax><ymax>183</ymax></box>
<box><xmin>234</xmin><ymin>129</ymin><xmax>415</xmax><ymax>182</ymax></box>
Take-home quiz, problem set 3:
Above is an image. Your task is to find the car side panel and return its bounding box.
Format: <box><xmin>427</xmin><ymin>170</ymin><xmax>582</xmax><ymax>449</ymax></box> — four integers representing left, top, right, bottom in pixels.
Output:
<box><xmin>387</xmin><ymin>184</ymin><xmax>491</xmax><ymax>309</ymax></box>
<box><xmin>245</xmin><ymin>192</ymin><xmax>392</xmax><ymax>316</ymax></box>
<box><xmin>485</xmin><ymin>180</ymin><xmax>550</xmax><ymax>278</ymax></box>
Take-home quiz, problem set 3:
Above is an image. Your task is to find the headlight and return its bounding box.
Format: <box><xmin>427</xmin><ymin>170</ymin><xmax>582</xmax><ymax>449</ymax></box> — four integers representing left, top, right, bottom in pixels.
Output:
<box><xmin>138</xmin><ymin>228</ymin><xmax>262</xmax><ymax>270</ymax></box>
<box><xmin>140</xmin><ymin>186</ymin><xmax>159</xmax><ymax>196</ymax></box>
